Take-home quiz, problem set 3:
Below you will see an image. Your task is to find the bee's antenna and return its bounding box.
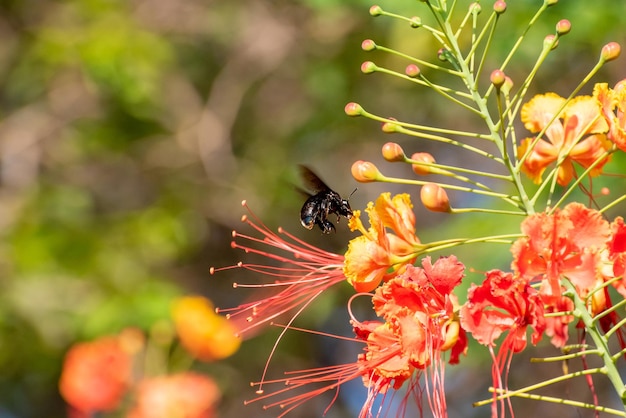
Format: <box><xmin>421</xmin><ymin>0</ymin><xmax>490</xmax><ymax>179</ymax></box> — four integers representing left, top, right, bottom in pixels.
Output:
<box><xmin>348</xmin><ymin>188</ymin><xmax>358</xmax><ymax>200</ymax></box>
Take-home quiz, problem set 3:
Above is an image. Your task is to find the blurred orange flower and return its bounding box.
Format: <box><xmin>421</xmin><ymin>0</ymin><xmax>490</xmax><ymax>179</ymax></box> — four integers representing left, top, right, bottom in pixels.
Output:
<box><xmin>518</xmin><ymin>92</ymin><xmax>610</xmax><ymax>186</ymax></box>
<box><xmin>172</xmin><ymin>296</ymin><xmax>241</xmax><ymax>361</ymax></box>
<box><xmin>127</xmin><ymin>373</ymin><xmax>220</xmax><ymax>418</ymax></box>
<box><xmin>344</xmin><ymin>193</ymin><xmax>422</xmax><ymax>292</ymax></box>
<box><xmin>59</xmin><ymin>333</ymin><xmax>135</xmax><ymax>414</ymax></box>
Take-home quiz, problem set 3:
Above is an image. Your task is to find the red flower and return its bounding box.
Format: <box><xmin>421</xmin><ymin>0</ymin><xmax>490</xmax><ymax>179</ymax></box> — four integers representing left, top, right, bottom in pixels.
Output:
<box><xmin>460</xmin><ymin>270</ymin><xmax>545</xmax><ymax>418</ymax></box>
<box><xmin>511</xmin><ymin>202</ymin><xmax>609</xmax><ymax>306</ymax></box>
<box><xmin>608</xmin><ymin>216</ymin><xmax>626</xmax><ymax>291</ymax></box>
<box><xmin>59</xmin><ymin>332</ymin><xmax>137</xmax><ymax>413</ymax></box>
<box><xmin>244</xmin><ymin>257</ymin><xmax>466</xmax><ymax>418</ymax></box>
<box><xmin>369</xmin><ymin>257</ymin><xmax>468</xmax><ymax>418</ymax></box>
<box><xmin>354</xmin><ymin>319</ymin><xmax>421</xmax><ymax>417</ymax></box>
<box><xmin>460</xmin><ymin>270</ymin><xmax>545</xmax><ymax>352</ymax></box>
<box><xmin>511</xmin><ymin>203</ymin><xmax>609</xmax><ymax>347</ymax></box>
<box><xmin>243</xmin><ymin>319</ymin><xmax>405</xmax><ymax>418</ymax></box>
<box><xmin>373</xmin><ymin>257</ymin><xmax>467</xmax><ymax>365</ymax></box>
<box><xmin>127</xmin><ymin>373</ymin><xmax>220</xmax><ymax>418</ymax></box>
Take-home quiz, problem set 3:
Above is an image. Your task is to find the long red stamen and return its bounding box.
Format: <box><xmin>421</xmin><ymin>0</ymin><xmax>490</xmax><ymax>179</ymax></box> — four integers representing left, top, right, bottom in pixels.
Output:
<box><xmin>211</xmin><ymin>201</ymin><xmax>348</xmax><ymax>336</ymax></box>
<box><xmin>244</xmin><ymin>327</ymin><xmax>406</xmax><ymax>418</ymax></box>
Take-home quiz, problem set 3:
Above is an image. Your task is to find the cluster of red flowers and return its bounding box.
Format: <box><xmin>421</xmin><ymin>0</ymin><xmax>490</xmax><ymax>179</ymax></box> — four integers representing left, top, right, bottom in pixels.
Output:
<box><xmin>354</xmin><ymin>257</ymin><xmax>467</xmax><ymax>417</ymax></box>
<box><xmin>221</xmin><ymin>194</ymin><xmax>626</xmax><ymax>417</ymax></box>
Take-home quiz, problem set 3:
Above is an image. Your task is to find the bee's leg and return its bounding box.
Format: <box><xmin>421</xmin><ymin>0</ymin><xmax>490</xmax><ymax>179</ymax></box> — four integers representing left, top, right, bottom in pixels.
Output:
<box><xmin>320</xmin><ymin>220</ymin><xmax>336</xmax><ymax>234</ymax></box>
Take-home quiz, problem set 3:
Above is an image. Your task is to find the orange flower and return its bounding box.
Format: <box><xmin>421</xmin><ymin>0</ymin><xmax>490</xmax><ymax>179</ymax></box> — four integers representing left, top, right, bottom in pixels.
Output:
<box><xmin>356</xmin><ymin>321</ymin><xmax>412</xmax><ymax>391</ymax></box>
<box><xmin>127</xmin><ymin>373</ymin><xmax>220</xmax><ymax>418</ymax></box>
<box><xmin>59</xmin><ymin>333</ymin><xmax>135</xmax><ymax>413</ymax></box>
<box><xmin>172</xmin><ymin>296</ymin><xmax>241</xmax><ymax>361</ymax></box>
<box><xmin>518</xmin><ymin>92</ymin><xmax>610</xmax><ymax>186</ymax></box>
<box><xmin>344</xmin><ymin>193</ymin><xmax>422</xmax><ymax>292</ymax></box>
<box><xmin>594</xmin><ymin>79</ymin><xmax>626</xmax><ymax>151</ymax></box>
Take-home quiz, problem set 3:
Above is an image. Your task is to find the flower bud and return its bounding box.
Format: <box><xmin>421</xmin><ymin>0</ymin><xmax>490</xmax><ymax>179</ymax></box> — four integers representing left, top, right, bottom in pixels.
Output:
<box><xmin>369</xmin><ymin>5</ymin><xmax>383</xmax><ymax>16</ymax></box>
<box><xmin>543</xmin><ymin>34</ymin><xmax>558</xmax><ymax>50</ymax></box>
<box><xmin>545</xmin><ymin>0</ymin><xmax>558</xmax><ymax>5</ymax></box>
<box><xmin>382</xmin><ymin>119</ymin><xmax>399</xmax><ymax>133</ymax></box>
<box><xmin>437</xmin><ymin>48</ymin><xmax>449</xmax><ymax>62</ymax></box>
<box><xmin>344</xmin><ymin>102</ymin><xmax>363</xmax><ymax>117</ymax></box>
<box><xmin>556</xmin><ymin>19</ymin><xmax>571</xmax><ymax>35</ymax></box>
<box><xmin>361</xmin><ymin>39</ymin><xmax>376</xmax><ymax>51</ymax></box>
<box><xmin>382</xmin><ymin>142</ymin><xmax>406</xmax><ymax>162</ymax></box>
<box><xmin>420</xmin><ymin>183</ymin><xmax>451</xmax><ymax>212</ymax></box>
<box><xmin>601</xmin><ymin>42</ymin><xmax>621</xmax><ymax>62</ymax></box>
<box><xmin>469</xmin><ymin>2</ymin><xmax>481</xmax><ymax>14</ymax></box>
<box><xmin>411</xmin><ymin>152</ymin><xmax>436</xmax><ymax>175</ymax></box>
<box><xmin>361</xmin><ymin>61</ymin><xmax>377</xmax><ymax>74</ymax></box>
<box><xmin>405</xmin><ymin>64</ymin><xmax>421</xmax><ymax>78</ymax></box>
<box><xmin>409</xmin><ymin>16</ymin><xmax>422</xmax><ymax>28</ymax></box>
<box><xmin>502</xmin><ymin>76</ymin><xmax>514</xmax><ymax>95</ymax></box>
<box><xmin>493</xmin><ymin>0</ymin><xmax>506</xmax><ymax>14</ymax></box>
<box><xmin>490</xmin><ymin>69</ymin><xmax>506</xmax><ymax>88</ymax></box>
<box><xmin>351</xmin><ymin>160</ymin><xmax>381</xmax><ymax>183</ymax></box>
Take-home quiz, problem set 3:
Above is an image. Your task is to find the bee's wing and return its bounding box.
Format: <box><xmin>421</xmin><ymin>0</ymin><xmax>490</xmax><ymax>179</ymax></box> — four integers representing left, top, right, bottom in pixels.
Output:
<box><xmin>299</xmin><ymin>165</ymin><xmax>330</xmax><ymax>193</ymax></box>
<box><xmin>295</xmin><ymin>186</ymin><xmax>314</xmax><ymax>199</ymax></box>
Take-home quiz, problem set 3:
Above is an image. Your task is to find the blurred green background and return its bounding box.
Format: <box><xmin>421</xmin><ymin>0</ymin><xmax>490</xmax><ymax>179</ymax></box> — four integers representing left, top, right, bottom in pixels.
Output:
<box><xmin>1</xmin><ymin>0</ymin><xmax>625</xmax><ymax>417</ymax></box>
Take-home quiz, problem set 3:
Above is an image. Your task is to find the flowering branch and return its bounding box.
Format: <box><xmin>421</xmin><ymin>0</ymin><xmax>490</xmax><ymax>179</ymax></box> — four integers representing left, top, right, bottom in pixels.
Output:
<box><xmin>211</xmin><ymin>1</ymin><xmax>626</xmax><ymax>417</ymax></box>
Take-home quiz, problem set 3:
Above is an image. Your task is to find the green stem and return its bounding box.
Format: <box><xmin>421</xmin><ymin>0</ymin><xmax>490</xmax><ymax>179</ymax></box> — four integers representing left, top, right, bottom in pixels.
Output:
<box><xmin>373</xmin><ymin>44</ymin><xmax>460</xmax><ymax>75</ymax></box>
<box><xmin>405</xmin><ymin>157</ymin><xmax>513</xmax><ymax>182</ymax></box>
<box><xmin>530</xmin><ymin>349</ymin><xmax>602</xmax><ymax>362</ymax></box>
<box><xmin>474</xmin><ymin>367</ymin><xmax>603</xmax><ymax>407</ymax></box>
<box><xmin>563</xmin><ymin>279</ymin><xmax>626</xmax><ymax>404</ymax></box>
<box><xmin>356</xmin><ymin>108</ymin><xmax>493</xmax><ymax>141</ymax></box>
<box><xmin>494</xmin><ymin>391</ymin><xmax>626</xmax><ymax>417</ymax></box>
<box><xmin>376</xmin><ymin>174</ymin><xmax>522</xmax><ymax>203</ymax></box>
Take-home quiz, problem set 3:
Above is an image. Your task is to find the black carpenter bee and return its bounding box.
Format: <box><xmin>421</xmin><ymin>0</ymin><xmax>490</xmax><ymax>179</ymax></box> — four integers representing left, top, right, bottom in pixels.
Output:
<box><xmin>298</xmin><ymin>165</ymin><xmax>353</xmax><ymax>234</ymax></box>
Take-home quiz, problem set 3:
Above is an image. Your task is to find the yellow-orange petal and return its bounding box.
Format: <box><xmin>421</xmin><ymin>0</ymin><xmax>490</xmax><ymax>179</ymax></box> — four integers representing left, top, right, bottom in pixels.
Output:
<box><xmin>344</xmin><ymin>236</ymin><xmax>389</xmax><ymax>292</ymax></box>
<box><xmin>518</xmin><ymin>137</ymin><xmax>558</xmax><ymax>184</ymax></box>
<box><xmin>172</xmin><ymin>296</ymin><xmax>241</xmax><ymax>361</ymax></box>
<box><xmin>374</xmin><ymin>193</ymin><xmax>419</xmax><ymax>245</ymax></box>
<box><xmin>563</xmin><ymin>95</ymin><xmax>608</xmax><ymax>134</ymax></box>
<box><xmin>521</xmin><ymin>92</ymin><xmax>565</xmax><ymax>133</ymax></box>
